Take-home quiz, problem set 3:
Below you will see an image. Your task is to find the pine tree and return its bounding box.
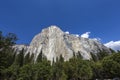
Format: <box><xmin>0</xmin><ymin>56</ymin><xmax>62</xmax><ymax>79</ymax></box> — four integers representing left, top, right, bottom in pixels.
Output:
<box><xmin>90</xmin><ymin>52</ymin><xmax>98</xmax><ymax>62</ymax></box>
<box><xmin>59</xmin><ymin>55</ymin><xmax>64</xmax><ymax>62</ymax></box>
<box><xmin>0</xmin><ymin>31</ymin><xmax>17</xmax><ymax>80</ymax></box>
<box><xmin>29</xmin><ymin>53</ymin><xmax>34</xmax><ymax>63</ymax></box>
<box><xmin>36</xmin><ymin>50</ymin><xmax>43</xmax><ymax>63</ymax></box>
<box><xmin>24</xmin><ymin>52</ymin><xmax>30</xmax><ymax>65</ymax></box>
<box><xmin>14</xmin><ymin>48</ymin><xmax>24</xmax><ymax>67</ymax></box>
<box><xmin>77</xmin><ymin>51</ymin><xmax>83</xmax><ymax>59</ymax></box>
<box><xmin>98</xmin><ymin>50</ymin><xmax>109</xmax><ymax>60</ymax></box>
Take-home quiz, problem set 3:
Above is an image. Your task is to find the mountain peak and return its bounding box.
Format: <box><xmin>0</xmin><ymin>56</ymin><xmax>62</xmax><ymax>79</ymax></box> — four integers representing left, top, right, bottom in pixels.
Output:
<box><xmin>14</xmin><ymin>25</ymin><xmax>111</xmax><ymax>62</ymax></box>
<box><xmin>49</xmin><ymin>25</ymin><xmax>60</xmax><ymax>29</ymax></box>
<box><xmin>41</xmin><ymin>25</ymin><xmax>63</xmax><ymax>33</ymax></box>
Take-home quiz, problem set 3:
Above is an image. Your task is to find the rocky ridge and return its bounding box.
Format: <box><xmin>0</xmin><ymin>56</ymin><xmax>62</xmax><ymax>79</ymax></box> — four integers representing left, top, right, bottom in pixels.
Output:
<box><xmin>14</xmin><ymin>26</ymin><xmax>111</xmax><ymax>62</ymax></box>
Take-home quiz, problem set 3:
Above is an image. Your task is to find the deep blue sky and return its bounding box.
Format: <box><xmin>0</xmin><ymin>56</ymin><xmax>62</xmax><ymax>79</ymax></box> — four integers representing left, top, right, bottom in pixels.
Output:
<box><xmin>0</xmin><ymin>0</ymin><xmax>120</xmax><ymax>44</ymax></box>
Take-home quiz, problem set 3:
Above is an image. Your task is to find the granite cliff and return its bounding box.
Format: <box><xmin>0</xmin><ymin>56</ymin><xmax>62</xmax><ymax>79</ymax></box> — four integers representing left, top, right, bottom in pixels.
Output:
<box><xmin>14</xmin><ymin>26</ymin><xmax>111</xmax><ymax>62</ymax></box>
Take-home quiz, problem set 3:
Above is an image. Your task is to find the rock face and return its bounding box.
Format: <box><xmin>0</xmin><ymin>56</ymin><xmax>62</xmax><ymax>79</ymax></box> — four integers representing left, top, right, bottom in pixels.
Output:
<box><xmin>13</xmin><ymin>44</ymin><xmax>29</xmax><ymax>54</ymax></box>
<box><xmin>14</xmin><ymin>25</ymin><xmax>111</xmax><ymax>62</ymax></box>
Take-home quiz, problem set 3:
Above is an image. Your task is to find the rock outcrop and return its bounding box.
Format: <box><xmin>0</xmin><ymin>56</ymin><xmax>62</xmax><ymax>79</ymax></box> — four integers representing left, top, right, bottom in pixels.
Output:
<box><xmin>14</xmin><ymin>25</ymin><xmax>111</xmax><ymax>62</ymax></box>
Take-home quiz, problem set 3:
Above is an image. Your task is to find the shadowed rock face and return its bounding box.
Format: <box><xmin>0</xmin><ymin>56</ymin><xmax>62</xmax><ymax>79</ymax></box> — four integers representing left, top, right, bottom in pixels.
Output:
<box><xmin>14</xmin><ymin>25</ymin><xmax>111</xmax><ymax>62</ymax></box>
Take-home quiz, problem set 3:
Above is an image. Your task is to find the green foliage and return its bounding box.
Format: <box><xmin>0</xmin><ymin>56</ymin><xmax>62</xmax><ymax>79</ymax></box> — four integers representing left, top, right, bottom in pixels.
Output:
<box><xmin>24</xmin><ymin>53</ymin><xmax>31</xmax><ymax>65</ymax></box>
<box><xmin>109</xmin><ymin>48</ymin><xmax>116</xmax><ymax>53</ymax></box>
<box><xmin>90</xmin><ymin>53</ymin><xmax>98</xmax><ymax>62</ymax></box>
<box><xmin>33</xmin><ymin>61</ymin><xmax>52</xmax><ymax>80</ymax></box>
<box><xmin>36</xmin><ymin>50</ymin><xmax>43</xmax><ymax>63</ymax></box>
<box><xmin>91</xmin><ymin>52</ymin><xmax>120</xmax><ymax>79</ymax></box>
<box><xmin>4</xmin><ymin>64</ymin><xmax>20</xmax><ymax>80</ymax></box>
<box><xmin>52</xmin><ymin>58</ymin><xmax>67</xmax><ymax>80</ymax></box>
<box><xmin>14</xmin><ymin>49</ymin><xmax>24</xmax><ymax>67</ymax></box>
<box><xmin>0</xmin><ymin>31</ymin><xmax>18</xmax><ymax>80</ymax></box>
<box><xmin>77</xmin><ymin>51</ymin><xmax>83</xmax><ymax>59</ymax></box>
<box><xmin>59</xmin><ymin>55</ymin><xmax>64</xmax><ymax>62</ymax></box>
<box><xmin>0</xmin><ymin>32</ymin><xmax>17</xmax><ymax>49</ymax></box>
<box><xmin>102</xmin><ymin>59</ymin><xmax>120</xmax><ymax>78</ymax></box>
<box><xmin>65</xmin><ymin>57</ymin><xmax>93</xmax><ymax>80</ymax></box>
<box><xmin>101</xmin><ymin>53</ymin><xmax>120</xmax><ymax>78</ymax></box>
<box><xmin>91</xmin><ymin>61</ymin><xmax>104</xmax><ymax>79</ymax></box>
<box><xmin>97</xmin><ymin>50</ymin><xmax>109</xmax><ymax>60</ymax></box>
<box><xmin>29</xmin><ymin>53</ymin><xmax>34</xmax><ymax>63</ymax></box>
<box><xmin>18</xmin><ymin>64</ymin><xmax>34</xmax><ymax>80</ymax></box>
